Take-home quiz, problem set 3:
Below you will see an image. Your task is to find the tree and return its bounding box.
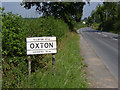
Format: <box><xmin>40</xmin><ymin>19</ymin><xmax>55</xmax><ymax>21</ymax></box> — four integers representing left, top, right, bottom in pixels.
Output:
<box><xmin>21</xmin><ymin>2</ymin><xmax>85</xmax><ymax>30</ymax></box>
<box><xmin>87</xmin><ymin>2</ymin><xmax>120</xmax><ymax>33</ymax></box>
<box><xmin>83</xmin><ymin>17</ymin><xmax>87</xmax><ymax>20</ymax></box>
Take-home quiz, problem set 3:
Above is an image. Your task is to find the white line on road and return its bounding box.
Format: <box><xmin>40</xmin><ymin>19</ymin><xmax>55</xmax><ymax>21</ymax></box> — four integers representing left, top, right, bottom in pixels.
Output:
<box><xmin>113</xmin><ymin>39</ymin><xmax>118</xmax><ymax>41</ymax></box>
<box><xmin>103</xmin><ymin>34</ymin><xmax>108</xmax><ymax>37</ymax></box>
<box><xmin>98</xmin><ymin>33</ymin><xmax>101</xmax><ymax>34</ymax></box>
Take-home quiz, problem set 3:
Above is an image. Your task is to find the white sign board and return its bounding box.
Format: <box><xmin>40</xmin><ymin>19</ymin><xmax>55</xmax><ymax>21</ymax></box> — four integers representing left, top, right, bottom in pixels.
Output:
<box><xmin>26</xmin><ymin>37</ymin><xmax>57</xmax><ymax>55</ymax></box>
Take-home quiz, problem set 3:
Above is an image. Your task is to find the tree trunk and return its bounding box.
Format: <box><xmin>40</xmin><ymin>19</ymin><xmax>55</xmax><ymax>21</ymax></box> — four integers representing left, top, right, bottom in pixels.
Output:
<box><xmin>106</xmin><ymin>8</ymin><xmax>108</xmax><ymax>21</ymax></box>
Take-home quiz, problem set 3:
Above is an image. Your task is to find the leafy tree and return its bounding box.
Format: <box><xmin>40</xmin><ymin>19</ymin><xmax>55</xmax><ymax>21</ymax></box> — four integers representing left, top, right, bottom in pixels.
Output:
<box><xmin>83</xmin><ymin>17</ymin><xmax>87</xmax><ymax>21</ymax></box>
<box><xmin>87</xmin><ymin>2</ymin><xmax>120</xmax><ymax>33</ymax></box>
<box><xmin>21</xmin><ymin>2</ymin><xmax>85</xmax><ymax>30</ymax></box>
<box><xmin>0</xmin><ymin>7</ymin><xmax>4</xmax><ymax>13</ymax></box>
<box><xmin>86</xmin><ymin>16</ymin><xmax>93</xmax><ymax>26</ymax></box>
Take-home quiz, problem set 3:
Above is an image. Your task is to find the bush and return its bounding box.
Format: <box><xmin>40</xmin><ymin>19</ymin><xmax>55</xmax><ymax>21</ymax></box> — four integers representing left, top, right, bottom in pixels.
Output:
<box><xmin>2</xmin><ymin>12</ymin><xmax>27</xmax><ymax>57</ymax></box>
<box><xmin>98</xmin><ymin>17</ymin><xmax>120</xmax><ymax>34</ymax></box>
<box><xmin>72</xmin><ymin>21</ymin><xmax>86</xmax><ymax>31</ymax></box>
<box><xmin>113</xmin><ymin>19</ymin><xmax>120</xmax><ymax>34</ymax></box>
<box><xmin>102</xmin><ymin>19</ymin><xmax>114</xmax><ymax>32</ymax></box>
<box><xmin>2</xmin><ymin>12</ymin><xmax>69</xmax><ymax>88</ymax></box>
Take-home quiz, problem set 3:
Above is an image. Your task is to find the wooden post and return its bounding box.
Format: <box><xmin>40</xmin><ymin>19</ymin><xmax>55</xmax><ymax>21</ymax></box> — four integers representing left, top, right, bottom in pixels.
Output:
<box><xmin>28</xmin><ymin>56</ymin><xmax>31</xmax><ymax>75</ymax></box>
<box><xmin>52</xmin><ymin>54</ymin><xmax>55</xmax><ymax>71</ymax></box>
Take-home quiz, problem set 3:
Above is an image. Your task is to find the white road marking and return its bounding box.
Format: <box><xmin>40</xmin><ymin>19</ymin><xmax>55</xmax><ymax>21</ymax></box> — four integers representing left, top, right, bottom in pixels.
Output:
<box><xmin>113</xmin><ymin>39</ymin><xmax>117</xmax><ymax>41</ymax></box>
<box><xmin>103</xmin><ymin>34</ymin><xmax>107</xmax><ymax>37</ymax></box>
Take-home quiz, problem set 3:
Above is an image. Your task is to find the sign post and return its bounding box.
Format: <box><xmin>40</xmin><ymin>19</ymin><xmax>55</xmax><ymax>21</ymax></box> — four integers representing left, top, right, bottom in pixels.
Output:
<box><xmin>26</xmin><ymin>37</ymin><xmax>57</xmax><ymax>74</ymax></box>
<box><xmin>52</xmin><ymin>54</ymin><xmax>55</xmax><ymax>71</ymax></box>
<box><xmin>28</xmin><ymin>56</ymin><xmax>31</xmax><ymax>75</ymax></box>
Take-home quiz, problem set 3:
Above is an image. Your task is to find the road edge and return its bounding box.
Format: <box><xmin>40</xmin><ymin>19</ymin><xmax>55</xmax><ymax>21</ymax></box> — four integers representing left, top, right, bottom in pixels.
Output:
<box><xmin>77</xmin><ymin>29</ymin><xmax>118</xmax><ymax>88</ymax></box>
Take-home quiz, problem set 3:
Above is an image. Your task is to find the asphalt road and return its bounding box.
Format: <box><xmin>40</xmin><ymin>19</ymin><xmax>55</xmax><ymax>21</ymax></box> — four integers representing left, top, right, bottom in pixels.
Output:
<box><xmin>78</xmin><ymin>27</ymin><xmax>118</xmax><ymax>81</ymax></box>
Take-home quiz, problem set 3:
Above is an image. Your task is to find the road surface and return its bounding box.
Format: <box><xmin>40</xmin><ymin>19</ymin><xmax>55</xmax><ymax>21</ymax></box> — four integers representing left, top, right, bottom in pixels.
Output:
<box><xmin>78</xmin><ymin>27</ymin><xmax>118</xmax><ymax>81</ymax></box>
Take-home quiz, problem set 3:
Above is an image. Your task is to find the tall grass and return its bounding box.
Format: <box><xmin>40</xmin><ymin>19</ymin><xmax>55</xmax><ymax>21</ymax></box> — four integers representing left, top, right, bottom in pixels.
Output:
<box><xmin>19</xmin><ymin>32</ymin><xmax>88</xmax><ymax>88</ymax></box>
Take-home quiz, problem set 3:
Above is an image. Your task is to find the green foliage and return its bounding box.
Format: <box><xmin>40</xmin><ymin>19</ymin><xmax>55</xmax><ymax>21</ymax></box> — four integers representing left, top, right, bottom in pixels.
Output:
<box><xmin>24</xmin><ymin>16</ymin><xmax>69</xmax><ymax>41</ymax></box>
<box><xmin>2</xmin><ymin>12</ymin><xmax>69</xmax><ymax>88</ymax></box>
<box><xmin>72</xmin><ymin>21</ymin><xmax>86</xmax><ymax>31</ymax></box>
<box><xmin>22</xmin><ymin>2</ymin><xmax>85</xmax><ymax>30</ymax></box>
<box><xmin>2</xmin><ymin>57</ymin><xmax>28</xmax><ymax>88</ymax></box>
<box><xmin>113</xmin><ymin>19</ymin><xmax>120</xmax><ymax>34</ymax></box>
<box><xmin>2</xmin><ymin>12</ymin><xmax>27</xmax><ymax>57</ymax></box>
<box><xmin>101</xmin><ymin>18</ymin><xmax>114</xmax><ymax>31</ymax></box>
<box><xmin>86</xmin><ymin>2</ymin><xmax>120</xmax><ymax>33</ymax></box>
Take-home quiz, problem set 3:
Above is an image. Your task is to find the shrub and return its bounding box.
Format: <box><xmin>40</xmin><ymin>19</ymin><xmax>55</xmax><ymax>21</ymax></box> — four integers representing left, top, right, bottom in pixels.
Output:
<box><xmin>2</xmin><ymin>12</ymin><xmax>69</xmax><ymax>88</ymax></box>
<box><xmin>113</xmin><ymin>19</ymin><xmax>120</xmax><ymax>34</ymax></box>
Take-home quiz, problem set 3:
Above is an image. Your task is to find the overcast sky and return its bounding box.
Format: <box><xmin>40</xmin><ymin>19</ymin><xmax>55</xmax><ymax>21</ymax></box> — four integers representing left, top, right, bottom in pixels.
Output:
<box><xmin>2</xmin><ymin>2</ymin><xmax>103</xmax><ymax>19</ymax></box>
<box><xmin>2</xmin><ymin>2</ymin><xmax>41</xmax><ymax>18</ymax></box>
<box><xmin>82</xmin><ymin>2</ymin><xmax>102</xmax><ymax>19</ymax></box>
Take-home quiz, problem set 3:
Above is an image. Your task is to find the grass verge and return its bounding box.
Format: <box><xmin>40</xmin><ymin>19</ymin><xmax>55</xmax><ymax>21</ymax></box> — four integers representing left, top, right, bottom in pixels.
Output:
<box><xmin>19</xmin><ymin>31</ymin><xmax>88</xmax><ymax>88</ymax></box>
